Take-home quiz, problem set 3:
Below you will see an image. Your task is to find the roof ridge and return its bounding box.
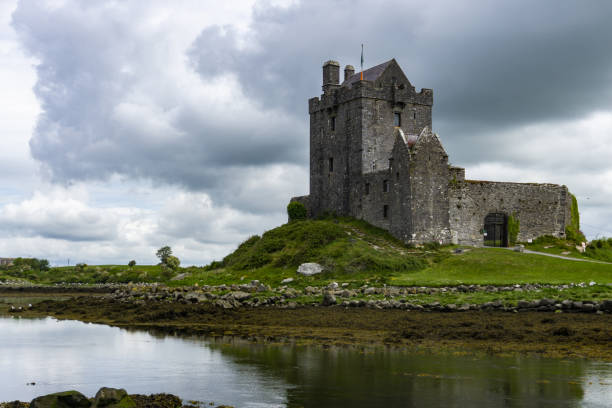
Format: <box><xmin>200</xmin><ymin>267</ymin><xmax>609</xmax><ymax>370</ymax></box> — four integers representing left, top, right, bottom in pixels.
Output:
<box><xmin>341</xmin><ymin>59</ymin><xmax>394</xmax><ymax>87</ymax></box>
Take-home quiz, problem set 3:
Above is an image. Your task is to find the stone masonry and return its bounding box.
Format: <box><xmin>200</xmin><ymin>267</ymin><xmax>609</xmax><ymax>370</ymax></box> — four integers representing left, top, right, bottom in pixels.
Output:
<box><xmin>291</xmin><ymin>59</ymin><xmax>574</xmax><ymax>246</ymax></box>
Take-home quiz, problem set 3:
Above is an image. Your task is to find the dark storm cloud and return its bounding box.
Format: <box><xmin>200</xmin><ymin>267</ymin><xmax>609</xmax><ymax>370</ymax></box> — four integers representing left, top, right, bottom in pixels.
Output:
<box><xmin>12</xmin><ymin>0</ymin><xmax>612</xmax><ymax>201</ymax></box>
<box><xmin>190</xmin><ymin>0</ymin><xmax>612</xmax><ymax>165</ymax></box>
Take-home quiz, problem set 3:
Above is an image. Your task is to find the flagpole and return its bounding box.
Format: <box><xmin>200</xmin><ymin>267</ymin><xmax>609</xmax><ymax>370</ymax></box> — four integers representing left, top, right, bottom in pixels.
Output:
<box><xmin>360</xmin><ymin>44</ymin><xmax>364</xmax><ymax>80</ymax></box>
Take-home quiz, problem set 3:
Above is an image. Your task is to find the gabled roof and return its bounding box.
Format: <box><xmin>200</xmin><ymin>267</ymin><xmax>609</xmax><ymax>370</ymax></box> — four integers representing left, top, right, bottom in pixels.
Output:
<box><xmin>341</xmin><ymin>59</ymin><xmax>394</xmax><ymax>87</ymax></box>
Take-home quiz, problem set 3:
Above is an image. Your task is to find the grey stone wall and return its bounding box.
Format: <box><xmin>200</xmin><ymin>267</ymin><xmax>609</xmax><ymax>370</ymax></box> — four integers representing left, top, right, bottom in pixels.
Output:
<box><xmin>449</xmin><ymin>180</ymin><xmax>571</xmax><ymax>245</ymax></box>
<box><xmin>408</xmin><ymin>129</ymin><xmax>452</xmax><ymax>243</ymax></box>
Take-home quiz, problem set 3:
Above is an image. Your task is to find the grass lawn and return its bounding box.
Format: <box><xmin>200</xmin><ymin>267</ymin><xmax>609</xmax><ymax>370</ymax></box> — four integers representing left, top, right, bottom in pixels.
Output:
<box><xmin>391</xmin><ymin>248</ymin><xmax>612</xmax><ymax>286</ymax></box>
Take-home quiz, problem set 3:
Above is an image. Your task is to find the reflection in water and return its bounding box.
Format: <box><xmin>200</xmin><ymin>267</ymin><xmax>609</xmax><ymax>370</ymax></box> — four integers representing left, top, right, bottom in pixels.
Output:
<box><xmin>1</xmin><ymin>317</ymin><xmax>611</xmax><ymax>407</ymax></box>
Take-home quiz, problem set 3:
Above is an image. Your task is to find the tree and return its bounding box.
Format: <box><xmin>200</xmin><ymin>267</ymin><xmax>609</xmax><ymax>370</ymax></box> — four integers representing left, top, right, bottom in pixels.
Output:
<box><xmin>38</xmin><ymin>259</ymin><xmax>50</xmax><ymax>271</ymax></box>
<box><xmin>165</xmin><ymin>255</ymin><xmax>180</xmax><ymax>270</ymax></box>
<box><xmin>156</xmin><ymin>246</ymin><xmax>172</xmax><ymax>264</ymax></box>
<box><xmin>128</xmin><ymin>260</ymin><xmax>136</xmax><ymax>268</ymax></box>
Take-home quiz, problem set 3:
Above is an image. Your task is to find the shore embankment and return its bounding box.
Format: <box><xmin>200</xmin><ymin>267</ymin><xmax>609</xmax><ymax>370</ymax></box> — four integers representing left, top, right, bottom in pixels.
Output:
<box><xmin>2</xmin><ymin>282</ymin><xmax>611</xmax><ymax>360</ymax></box>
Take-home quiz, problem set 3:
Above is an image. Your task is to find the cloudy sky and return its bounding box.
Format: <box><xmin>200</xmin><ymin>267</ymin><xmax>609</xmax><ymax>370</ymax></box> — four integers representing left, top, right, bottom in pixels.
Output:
<box><xmin>1</xmin><ymin>0</ymin><xmax>612</xmax><ymax>266</ymax></box>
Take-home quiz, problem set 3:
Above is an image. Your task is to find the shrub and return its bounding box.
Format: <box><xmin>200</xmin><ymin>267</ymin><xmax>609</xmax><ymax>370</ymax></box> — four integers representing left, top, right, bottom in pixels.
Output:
<box><xmin>165</xmin><ymin>255</ymin><xmax>180</xmax><ymax>270</ymax></box>
<box><xmin>287</xmin><ymin>201</ymin><xmax>307</xmax><ymax>221</ymax></box>
<box><xmin>128</xmin><ymin>260</ymin><xmax>136</xmax><ymax>268</ymax></box>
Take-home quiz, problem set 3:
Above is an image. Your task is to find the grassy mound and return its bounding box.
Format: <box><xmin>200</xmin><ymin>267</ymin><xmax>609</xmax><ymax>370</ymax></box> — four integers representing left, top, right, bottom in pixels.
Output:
<box><xmin>221</xmin><ymin>218</ymin><xmax>426</xmax><ymax>273</ymax></box>
<box><xmin>194</xmin><ymin>217</ymin><xmax>433</xmax><ymax>286</ymax></box>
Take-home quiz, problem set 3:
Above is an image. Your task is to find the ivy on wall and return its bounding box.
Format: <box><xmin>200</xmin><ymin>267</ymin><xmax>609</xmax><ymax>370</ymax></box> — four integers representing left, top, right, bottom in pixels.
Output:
<box><xmin>565</xmin><ymin>193</ymin><xmax>586</xmax><ymax>243</ymax></box>
<box><xmin>507</xmin><ymin>213</ymin><xmax>520</xmax><ymax>246</ymax></box>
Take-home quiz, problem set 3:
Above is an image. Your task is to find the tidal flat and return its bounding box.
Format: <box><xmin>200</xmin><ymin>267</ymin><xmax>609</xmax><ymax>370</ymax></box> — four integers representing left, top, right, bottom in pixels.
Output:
<box><xmin>4</xmin><ymin>289</ymin><xmax>611</xmax><ymax>361</ymax></box>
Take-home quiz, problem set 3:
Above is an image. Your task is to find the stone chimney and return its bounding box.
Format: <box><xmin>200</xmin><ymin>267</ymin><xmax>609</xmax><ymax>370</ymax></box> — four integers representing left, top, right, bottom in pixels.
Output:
<box><xmin>322</xmin><ymin>60</ymin><xmax>340</xmax><ymax>93</ymax></box>
<box><xmin>344</xmin><ymin>65</ymin><xmax>355</xmax><ymax>82</ymax></box>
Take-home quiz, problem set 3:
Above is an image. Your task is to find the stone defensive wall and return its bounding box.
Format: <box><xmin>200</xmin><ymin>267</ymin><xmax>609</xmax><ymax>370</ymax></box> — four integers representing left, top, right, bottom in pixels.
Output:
<box><xmin>449</xmin><ymin>179</ymin><xmax>571</xmax><ymax>246</ymax></box>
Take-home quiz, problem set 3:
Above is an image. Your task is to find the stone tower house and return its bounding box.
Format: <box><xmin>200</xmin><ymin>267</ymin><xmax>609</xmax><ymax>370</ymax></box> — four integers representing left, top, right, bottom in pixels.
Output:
<box><xmin>292</xmin><ymin>59</ymin><xmax>575</xmax><ymax>246</ymax></box>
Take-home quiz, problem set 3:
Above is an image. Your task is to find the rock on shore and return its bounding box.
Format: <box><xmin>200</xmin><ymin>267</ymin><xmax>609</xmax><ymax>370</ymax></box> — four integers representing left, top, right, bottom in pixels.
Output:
<box><xmin>0</xmin><ymin>387</ymin><xmax>232</xmax><ymax>408</ymax></box>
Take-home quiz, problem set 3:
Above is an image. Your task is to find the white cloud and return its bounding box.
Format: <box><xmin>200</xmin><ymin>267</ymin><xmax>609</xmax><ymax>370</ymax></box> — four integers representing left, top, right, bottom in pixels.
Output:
<box><xmin>0</xmin><ymin>184</ymin><xmax>286</xmax><ymax>265</ymax></box>
<box><xmin>461</xmin><ymin>111</ymin><xmax>612</xmax><ymax>240</ymax></box>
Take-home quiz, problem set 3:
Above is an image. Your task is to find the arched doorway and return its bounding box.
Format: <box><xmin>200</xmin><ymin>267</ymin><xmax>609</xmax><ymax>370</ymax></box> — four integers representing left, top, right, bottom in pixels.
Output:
<box><xmin>484</xmin><ymin>213</ymin><xmax>508</xmax><ymax>247</ymax></box>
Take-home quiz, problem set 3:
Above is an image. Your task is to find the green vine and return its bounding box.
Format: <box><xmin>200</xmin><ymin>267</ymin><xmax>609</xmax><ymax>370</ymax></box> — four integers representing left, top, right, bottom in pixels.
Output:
<box><xmin>507</xmin><ymin>213</ymin><xmax>520</xmax><ymax>246</ymax></box>
<box><xmin>565</xmin><ymin>193</ymin><xmax>585</xmax><ymax>243</ymax></box>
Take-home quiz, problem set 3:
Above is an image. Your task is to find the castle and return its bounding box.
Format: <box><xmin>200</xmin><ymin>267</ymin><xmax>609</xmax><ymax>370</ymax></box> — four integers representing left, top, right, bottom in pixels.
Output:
<box><xmin>291</xmin><ymin>59</ymin><xmax>575</xmax><ymax>246</ymax></box>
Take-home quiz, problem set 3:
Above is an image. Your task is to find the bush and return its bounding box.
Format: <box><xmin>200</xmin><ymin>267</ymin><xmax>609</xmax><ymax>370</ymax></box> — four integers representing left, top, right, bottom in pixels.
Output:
<box><xmin>287</xmin><ymin>201</ymin><xmax>307</xmax><ymax>221</ymax></box>
<box><xmin>128</xmin><ymin>260</ymin><xmax>136</xmax><ymax>268</ymax></box>
<box><xmin>165</xmin><ymin>255</ymin><xmax>180</xmax><ymax>270</ymax></box>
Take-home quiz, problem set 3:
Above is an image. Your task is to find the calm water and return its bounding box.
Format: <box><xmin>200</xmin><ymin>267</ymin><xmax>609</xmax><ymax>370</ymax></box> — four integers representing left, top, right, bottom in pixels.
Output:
<box><xmin>1</xmin><ymin>317</ymin><xmax>611</xmax><ymax>407</ymax></box>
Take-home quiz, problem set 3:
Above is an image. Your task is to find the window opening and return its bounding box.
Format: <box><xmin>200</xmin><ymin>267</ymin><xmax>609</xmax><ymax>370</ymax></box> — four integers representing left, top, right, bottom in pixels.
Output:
<box><xmin>394</xmin><ymin>112</ymin><xmax>401</xmax><ymax>127</ymax></box>
<box><xmin>365</xmin><ymin>183</ymin><xmax>370</xmax><ymax>195</ymax></box>
<box><xmin>330</xmin><ymin>116</ymin><xmax>336</xmax><ymax>131</ymax></box>
<box><xmin>383</xmin><ymin>180</ymin><xmax>389</xmax><ymax>193</ymax></box>
<box><xmin>328</xmin><ymin>157</ymin><xmax>334</xmax><ymax>172</ymax></box>
<box><xmin>383</xmin><ymin>205</ymin><xmax>389</xmax><ymax>218</ymax></box>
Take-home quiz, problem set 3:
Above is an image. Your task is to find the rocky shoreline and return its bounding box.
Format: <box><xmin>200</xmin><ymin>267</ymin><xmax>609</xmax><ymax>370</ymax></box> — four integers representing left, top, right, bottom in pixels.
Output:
<box><xmin>8</xmin><ymin>281</ymin><xmax>605</xmax><ymax>314</ymax></box>
<box><xmin>0</xmin><ymin>387</ymin><xmax>232</xmax><ymax>408</ymax></box>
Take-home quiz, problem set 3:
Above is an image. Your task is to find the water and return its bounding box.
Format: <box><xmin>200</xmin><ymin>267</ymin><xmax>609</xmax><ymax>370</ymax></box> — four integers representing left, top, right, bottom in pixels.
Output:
<box><xmin>1</xmin><ymin>317</ymin><xmax>611</xmax><ymax>407</ymax></box>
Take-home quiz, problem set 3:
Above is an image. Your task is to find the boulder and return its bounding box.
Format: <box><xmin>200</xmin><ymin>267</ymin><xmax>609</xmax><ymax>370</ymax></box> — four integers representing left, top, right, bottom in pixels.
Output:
<box><xmin>170</xmin><ymin>272</ymin><xmax>190</xmax><ymax>281</ymax></box>
<box><xmin>321</xmin><ymin>291</ymin><xmax>337</xmax><ymax>306</ymax></box>
<box><xmin>327</xmin><ymin>282</ymin><xmax>339</xmax><ymax>290</ymax></box>
<box><xmin>280</xmin><ymin>277</ymin><xmax>294</xmax><ymax>284</ymax></box>
<box><xmin>600</xmin><ymin>300</ymin><xmax>612</xmax><ymax>312</ymax></box>
<box><xmin>517</xmin><ymin>300</ymin><xmax>530</xmax><ymax>309</ymax></box>
<box><xmin>30</xmin><ymin>391</ymin><xmax>90</xmax><ymax>408</ymax></box>
<box><xmin>227</xmin><ymin>291</ymin><xmax>251</xmax><ymax>302</ymax></box>
<box><xmin>214</xmin><ymin>299</ymin><xmax>235</xmax><ymax>309</ymax></box>
<box><xmin>92</xmin><ymin>387</ymin><xmax>136</xmax><ymax>408</ymax></box>
<box><xmin>582</xmin><ymin>303</ymin><xmax>595</xmax><ymax>312</ymax></box>
<box><xmin>283</xmin><ymin>288</ymin><xmax>299</xmax><ymax>299</ymax></box>
<box><xmin>297</xmin><ymin>263</ymin><xmax>323</xmax><ymax>276</ymax></box>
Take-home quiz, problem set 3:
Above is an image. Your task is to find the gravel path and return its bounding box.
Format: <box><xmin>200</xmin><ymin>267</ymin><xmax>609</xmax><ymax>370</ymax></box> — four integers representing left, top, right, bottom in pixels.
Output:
<box><xmin>502</xmin><ymin>247</ymin><xmax>612</xmax><ymax>264</ymax></box>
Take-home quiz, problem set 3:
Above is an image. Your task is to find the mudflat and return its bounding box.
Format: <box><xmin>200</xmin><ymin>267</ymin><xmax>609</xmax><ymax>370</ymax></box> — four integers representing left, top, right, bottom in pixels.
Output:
<box><xmin>13</xmin><ymin>293</ymin><xmax>612</xmax><ymax>361</ymax></box>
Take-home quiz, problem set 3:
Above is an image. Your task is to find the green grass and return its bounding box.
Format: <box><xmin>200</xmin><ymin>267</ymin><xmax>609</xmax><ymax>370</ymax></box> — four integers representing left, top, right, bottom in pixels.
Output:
<box><xmin>0</xmin><ymin>264</ymin><xmax>168</xmax><ymax>285</ymax></box>
<box><xmin>391</xmin><ymin>247</ymin><xmax>612</xmax><ymax>286</ymax></box>
<box><xmin>1</xmin><ymin>218</ymin><xmax>611</xmax><ymax>289</ymax></box>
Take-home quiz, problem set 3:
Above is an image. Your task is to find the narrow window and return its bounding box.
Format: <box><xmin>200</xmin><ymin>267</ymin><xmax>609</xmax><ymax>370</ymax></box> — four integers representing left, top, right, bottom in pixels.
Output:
<box><xmin>383</xmin><ymin>180</ymin><xmax>389</xmax><ymax>193</ymax></box>
<box><xmin>328</xmin><ymin>157</ymin><xmax>334</xmax><ymax>172</ymax></box>
<box><xmin>394</xmin><ymin>112</ymin><xmax>401</xmax><ymax>127</ymax></box>
<box><xmin>383</xmin><ymin>205</ymin><xmax>389</xmax><ymax>218</ymax></box>
<box><xmin>412</xmin><ymin>111</ymin><xmax>416</xmax><ymax>119</ymax></box>
<box><xmin>365</xmin><ymin>183</ymin><xmax>370</xmax><ymax>195</ymax></box>
<box><xmin>388</xmin><ymin>158</ymin><xmax>394</xmax><ymax>168</ymax></box>
<box><xmin>330</xmin><ymin>116</ymin><xmax>336</xmax><ymax>131</ymax></box>
<box><xmin>396</xmin><ymin>172</ymin><xmax>400</xmax><ymax>181</ymax></box>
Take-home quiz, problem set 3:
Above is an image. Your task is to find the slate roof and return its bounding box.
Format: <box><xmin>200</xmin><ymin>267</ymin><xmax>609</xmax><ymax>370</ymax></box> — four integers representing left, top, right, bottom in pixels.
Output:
<box><xmin>341</xmin><ymin>59</ymin><xmax>393</xmax><ymax>87</ymax></box>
